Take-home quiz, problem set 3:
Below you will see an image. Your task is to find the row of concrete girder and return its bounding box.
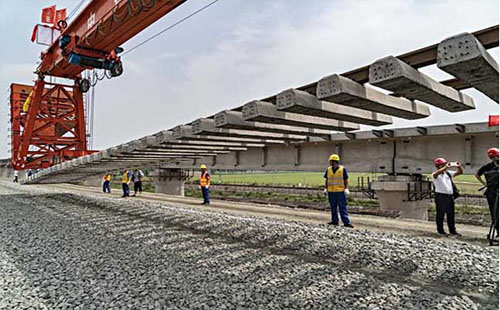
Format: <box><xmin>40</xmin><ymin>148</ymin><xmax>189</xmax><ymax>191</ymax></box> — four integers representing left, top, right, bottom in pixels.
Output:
<box><xmin>25</xmin><ymin>31</ymin><xmax>499</xmax><ymax>184</ymax></box>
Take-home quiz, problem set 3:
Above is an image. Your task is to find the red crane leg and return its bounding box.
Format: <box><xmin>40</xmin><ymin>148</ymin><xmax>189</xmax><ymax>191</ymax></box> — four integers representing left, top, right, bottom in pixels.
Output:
<box><xmin>10</xmin><ymin>81</ymin><xmax>95</xmax><ymax>170</ymax></box>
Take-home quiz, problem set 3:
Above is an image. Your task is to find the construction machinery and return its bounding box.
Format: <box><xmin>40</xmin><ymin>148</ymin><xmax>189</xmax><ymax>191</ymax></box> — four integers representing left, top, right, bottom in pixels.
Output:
<box><xmin>10</xmin><ymin>0</ymin><xmax>187</xmax><ymax>170</ymax></box>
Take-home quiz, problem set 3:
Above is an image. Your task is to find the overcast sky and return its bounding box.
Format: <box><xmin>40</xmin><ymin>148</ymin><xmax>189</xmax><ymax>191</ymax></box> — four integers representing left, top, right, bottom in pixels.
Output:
<box><xmin>0</xmin><ymin>0</ymin><xmax>498</xmax><ymax>158</ymax></box>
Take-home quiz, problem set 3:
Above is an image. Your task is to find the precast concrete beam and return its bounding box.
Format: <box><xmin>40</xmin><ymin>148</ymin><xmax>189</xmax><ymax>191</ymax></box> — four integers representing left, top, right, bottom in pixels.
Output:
<box><xmin>369</xmin><ymin>56</ymin><xmax>476</xmax><ymax>112</ymax></box>
<box><xmin>166</xmin><ymin>140</ymin><xmax>265</xmax><ymax>148</ymax></box>
<box><xmin>437</xmin><ymin>32</ymin><xmax>499</xmax><ymax>103</ymax></box>
<box><xmin>146</xmin><ymin>145</ymin><xmax>248</xmax><ymax>152</ymax></box>
<box><xmin>155</xmin><ymin>130</ymin><xmax>266</xmax><ymax>148</ymax></box>
<box><xmin>214</xmin><ymin>110</ymin><xmax>332</xmax><ymax>139</ymax></box>
<box><xmin>242</xmin><ymin>100</ymin><xmax>360</xmax><ymax>132</ymax></box>
<box><xmin>192</xmin><ymin>118</ymin><xmax>308</xmax><ymax>142</ymax></box>
<box><xmin>126</xmin><ymin>146</ymin><xmax>232</xmax><ymax>154</ymax></box>
<box><xmin>122</xmin><ymin>150</ymin><xmax>229</xmax><ymax>156</ymax></box>
<box><xmin>278</xmin><ymin>88</ymin><xmax>395</xmax><ymax>125</ymax></box>
<box><xmin>172</xmin><ymin>125</ymin><xmax>285</xmax><ymax>144</ymax></box>
<box><xmin>315</xmin><ymin>75</ymin><xmax>431</xmax><ymax>119</ymax></box>
<box><xmin>110</xmin><ymin>154</ymin><xmax>204</xmax><ymax>160</ymax></box>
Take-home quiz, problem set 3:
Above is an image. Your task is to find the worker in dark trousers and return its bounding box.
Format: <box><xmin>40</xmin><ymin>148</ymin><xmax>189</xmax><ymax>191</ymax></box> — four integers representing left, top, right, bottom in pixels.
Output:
<box><xmin>323</xmin><ymin>154</ymin><xmax>353</xmax><ymax>228</ymax></box>
<box><xmin>103</xmin><ymin>173</ymin><xmax>111</xmax><ymax>193</ymax></box>
<box><xmin>121</xmin><ymin>169</ymin><xmax>131</xmax><ymax>198</ymax></box>
<box><xmin>200</xmin><ymin>164</ymin><xmax>210</xmax><ymax>204</ymax></box>
<box><xmin>13</xmin><ymin>170</ymin><xmax>19</xmax><ymax>183</ymax></box>
<box><xmin>432</xmin><ymin>158</ymin><xmax>463</xmax><ymax>237</ymax></box>
<box><xmin>132</xmin><ymin>169</ymin><xmax>144</xmax><ymax>197</ymax></box>
<box><xmin>475</xmin><ymin>148</ymin><xmax>499</xmax><ymax>231</ymax></box>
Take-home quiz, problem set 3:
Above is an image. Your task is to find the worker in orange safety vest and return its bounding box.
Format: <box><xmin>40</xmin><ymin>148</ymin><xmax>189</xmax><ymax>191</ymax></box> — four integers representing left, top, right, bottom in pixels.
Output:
<box><xmin>103</xmin><ymin>173</ymin><xmax>111</xmax><ymax>193</ymax></box>
<box><xmin>200</xmin><ymin>164</ymin><xmax>210</xmax><ymax>204</ymax></box>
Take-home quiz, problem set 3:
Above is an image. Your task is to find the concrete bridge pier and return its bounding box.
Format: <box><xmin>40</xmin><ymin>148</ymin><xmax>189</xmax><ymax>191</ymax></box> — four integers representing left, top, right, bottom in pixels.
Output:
<box><xmin>371</xmin><ymin>175</ymin><xmax>430</xmax><ymax>220</ymax></box>
<box><xmin>152</xmin><ymin>168</ymin><xmax>191</xmax><ymax>196</ymax></box>
<box><xmin>0</xmin><ymin>167</ymin><xmax>14</xmax><ymax>180</ymax></box>
<box><xmin>80</xmin><ymin>175</ymin><xmax>103</xmax><ymax>188</ymax></box>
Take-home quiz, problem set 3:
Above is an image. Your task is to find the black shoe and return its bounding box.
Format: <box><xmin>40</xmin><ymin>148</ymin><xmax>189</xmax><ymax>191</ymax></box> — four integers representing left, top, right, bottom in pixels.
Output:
<box><xmin>438</xmin><ymin>232</ymin><xmax>448</xmax><ymax>237</ymax></box>
<box><xmin>327</xmin><ymin>222</ymin><xmax>339</xmax><ymax>226</ymax></box>
<box><xmin>450</xmin><ymin>232</ymin><xmax>462</xmax><ymax>237</ymax></box>
<box><xmin>344</xmin><ymin>223</ymin><xmax>354</xmax><ymax>228</ymax></box>
<box><xmin>200</xmin><ymin>202</ymin><xmax>206</xmax><ymax>205</ymax></box>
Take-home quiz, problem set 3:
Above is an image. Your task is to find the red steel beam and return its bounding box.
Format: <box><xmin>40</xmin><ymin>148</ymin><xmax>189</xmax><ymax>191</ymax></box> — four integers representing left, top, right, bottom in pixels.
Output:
<box><xmin>38</xmin><ymin>0</ymin><xmax>187</xmax><ymax>78</ymax></box>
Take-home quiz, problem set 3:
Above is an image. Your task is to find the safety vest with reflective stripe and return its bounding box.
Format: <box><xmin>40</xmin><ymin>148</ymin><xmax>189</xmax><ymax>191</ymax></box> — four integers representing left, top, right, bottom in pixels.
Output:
<box><xmin>103</xmin><ymin>174</ymin><xmax>111</xmax><ymax>181</ymax></box>
<box><xmin>122</xmin><ymin>171</ymin><xmax>130</xmax><ymax>183</ymax></box>
<box><xmin>200</xmin><ymin>171</ymin><xmax>210</xmax><ymax>187</ymax></box>
<box><xmin>327</xmin><ymin>165</ymin><xmax>345</xmax><ymax>192</ymax></box>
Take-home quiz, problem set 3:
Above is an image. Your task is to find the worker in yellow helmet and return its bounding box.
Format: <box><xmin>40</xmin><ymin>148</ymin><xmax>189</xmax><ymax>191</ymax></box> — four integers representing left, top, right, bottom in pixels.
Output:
<box><xmin>200</xmin><ymin>164</ymin><xmax>211</xmax><ymax>204</ymax></box>
<box><xmin>103</xmin><ymin>173</ymin><xmax>112</xmax><ymax>193</ymax></box>
<box><xmin>324</xmin><ymin>154</ymin><xmax>353</xmax><ymax>227</ymax></box>
<box><xmin>121</xmin><ymin>169</ymin><xmax>131</xmax><ymax>198</ymax></box>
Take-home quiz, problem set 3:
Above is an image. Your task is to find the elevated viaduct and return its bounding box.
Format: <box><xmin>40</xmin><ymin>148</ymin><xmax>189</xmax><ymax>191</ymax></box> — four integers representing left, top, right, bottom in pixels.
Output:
<box><xmin>10</xmin><ymin>26</ymin><xmax>500</xmax><ymax>219</ymax></box>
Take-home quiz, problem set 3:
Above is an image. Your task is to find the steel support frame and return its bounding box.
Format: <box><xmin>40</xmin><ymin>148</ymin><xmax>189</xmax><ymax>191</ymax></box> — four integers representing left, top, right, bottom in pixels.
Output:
<box><xmin>11</xmin><ymin>80</ymin><xmax>94</xmax><ymax>170</ymax></box>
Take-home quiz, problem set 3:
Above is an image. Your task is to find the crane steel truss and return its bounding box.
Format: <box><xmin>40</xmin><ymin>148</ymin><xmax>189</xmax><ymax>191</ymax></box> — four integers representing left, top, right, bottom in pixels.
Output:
<box><xmin>10</xmin><ymin>82</ymin><xmax>90</xmax><ymax>169</ymax></box>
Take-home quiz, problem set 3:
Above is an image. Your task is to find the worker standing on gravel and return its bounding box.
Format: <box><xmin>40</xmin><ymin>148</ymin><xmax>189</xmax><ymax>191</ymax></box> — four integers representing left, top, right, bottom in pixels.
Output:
<box><xmin>132</xmin><ymin>169</ymin><xmax>144</xmax><ymax>197</ymax></box>
<box><xmin>13</xmin><ymin>170</ymin><xmax>18</xmax><ymax>183</ymax></box>
<box><xmin>200</xmin><ymin>164</ymin><xmax>211</xmax><ymax>205</ymax></box>
<box><xmin>121</xmin><ymin>169</ymin><xmax>132</xmax><ymax>198</ymax></box>
<box><xmin>324</xmin><ymin>154</ymin><xmax>353</xmax><ymax>228</ymax></box>
<box><xmin>475</xmin><ymin>148</ymin><xmax>499</xmax><ymax>231</ymax></box>
<box><xmin>432</xmin><ymin>158</ymin><xmax>463</xmax><ymax>237</ymax></box>
<box><xmin>103</xmin><ymin>173</ymin><xmax>111</xmax><ymax>193</ymax></box>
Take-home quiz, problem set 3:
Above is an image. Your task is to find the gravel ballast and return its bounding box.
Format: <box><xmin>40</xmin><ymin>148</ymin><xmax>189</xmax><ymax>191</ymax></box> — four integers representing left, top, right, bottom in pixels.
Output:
<box><xmin>0</xmin><ymin>180</ymin><xmax>498</xmax><ymax>309</ymax></box>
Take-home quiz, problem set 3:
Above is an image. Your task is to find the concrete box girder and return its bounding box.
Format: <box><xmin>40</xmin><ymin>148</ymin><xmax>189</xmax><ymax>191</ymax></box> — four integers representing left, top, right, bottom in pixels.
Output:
<box><xmin>214</xmin><ymin>110</ymin><xmax>332</xmax><ymax>139</ymax></box>
<box><xmin>437</xmin><ymin>32</ymin><xmax>499</xmax><ymax>103</ymax></box>
<box><xmin>242</xmin><ymin>100</ymin><xmax>360</xmax><ymax>132</ymax></box>
<box><xmin>369</xmin><ymin>56</ymin><xmax>476</xmax><ymax>112</ymax></box>
<box><xmin>315</xmin><ymin>75</ymin><xmax>431</xmax><ymax>119</ymax></box>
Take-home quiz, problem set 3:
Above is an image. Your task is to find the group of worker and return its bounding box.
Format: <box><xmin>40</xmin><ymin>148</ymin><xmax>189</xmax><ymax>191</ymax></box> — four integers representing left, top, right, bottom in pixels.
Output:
<box><xmin>93</xmin><ymin>148</ymin><xmax>498</xmax><ymax>238</ymax></box>
<box><xmin>102</xmin><ymin>169</ymin><xmax>144</xmax><ymax>198</ymax></box>
<box><xmin>323</xmin><ymin>148</ymin><xmax>499</xmax><ymax>236</ymax></box>
<box><xmin>99</xmin><ymin>165</ymin><xmax>211</xmax><ymax>202</ymax></box>
<box><xmin>432</xmin><ymin>148</ymin><xmax>499</xmax><ymax>237</ymax></box>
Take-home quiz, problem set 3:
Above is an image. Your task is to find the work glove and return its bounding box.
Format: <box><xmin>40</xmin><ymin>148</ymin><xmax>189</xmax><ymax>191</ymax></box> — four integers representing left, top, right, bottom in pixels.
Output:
<box><xmin>344</xmin><ymin>188</ymin><xmax>350</xmax><ymax>196</ymax></box>
<box><xmin>323</xmin><ymin>188</ymin><xmax>328</xmax><ymax>196</ymax></box>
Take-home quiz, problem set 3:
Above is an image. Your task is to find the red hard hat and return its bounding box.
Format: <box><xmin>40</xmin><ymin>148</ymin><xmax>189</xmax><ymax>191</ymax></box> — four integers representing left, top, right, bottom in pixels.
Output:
<box><xmin>434</xmin><ymin>157</ymin><xmax>448</xmax><ymax>167</ymax></box>
<box><xmin>487</xmin><ymin>148</ymin><xmax>499</xmax><ymax>157</ymax></box>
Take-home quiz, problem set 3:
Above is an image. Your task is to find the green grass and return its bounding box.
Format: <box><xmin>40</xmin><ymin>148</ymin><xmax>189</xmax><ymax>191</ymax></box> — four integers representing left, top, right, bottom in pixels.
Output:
<box><xmin>189</xmin><ymin>171</ymin><xmax>483</xmax><ymax>194</ymax></box>
<box><xmin>191</xmin><ymin>172</ymin><xmax>382</xmax><ymax>188</ymax></box>
<box><xmin>184</xmin><ymin>188</ymin><xmax>379</xmax><ymax>208</ymax></box>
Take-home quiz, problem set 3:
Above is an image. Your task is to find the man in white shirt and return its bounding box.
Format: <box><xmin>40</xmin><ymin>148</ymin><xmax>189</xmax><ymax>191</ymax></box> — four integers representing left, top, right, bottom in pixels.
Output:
<box><xmin>432</xmin><ymin>157</ymin><xmax>463</xmax><ymax>237</ymax></box>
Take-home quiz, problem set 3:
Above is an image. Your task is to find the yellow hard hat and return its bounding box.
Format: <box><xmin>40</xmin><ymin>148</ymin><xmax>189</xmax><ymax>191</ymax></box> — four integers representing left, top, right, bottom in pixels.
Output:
<box><xmin>329</xmin><ymin>154</ymin><xmax>340</xmax><ymax>161</ymax></box>
<box><xmin>200</xmin><ymin>164</ymin><xmax>207</xmax><ymax>169</ymax></box>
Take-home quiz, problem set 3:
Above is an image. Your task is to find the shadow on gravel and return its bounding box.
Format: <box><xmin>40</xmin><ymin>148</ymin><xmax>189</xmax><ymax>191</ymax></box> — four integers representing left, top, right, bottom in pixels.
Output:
<box><xmin>0</xmin><ymin>192</ymin><xmax>496</xmax><ymax>309</ymax></box>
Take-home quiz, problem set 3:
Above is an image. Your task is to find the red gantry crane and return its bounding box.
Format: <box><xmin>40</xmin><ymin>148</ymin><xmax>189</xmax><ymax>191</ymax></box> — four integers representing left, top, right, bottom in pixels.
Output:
<box><xmin>10</xmin><ymin>0</ymin><xmax>187</xmax><ymax>170</ymax></box>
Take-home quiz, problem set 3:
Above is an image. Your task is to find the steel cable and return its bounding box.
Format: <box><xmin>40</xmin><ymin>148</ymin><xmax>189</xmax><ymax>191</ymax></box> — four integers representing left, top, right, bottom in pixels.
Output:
<box><xmin>122</xmin><ymin>0</ymin><xmax>221</xmax><ymax>57</ymax></box>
